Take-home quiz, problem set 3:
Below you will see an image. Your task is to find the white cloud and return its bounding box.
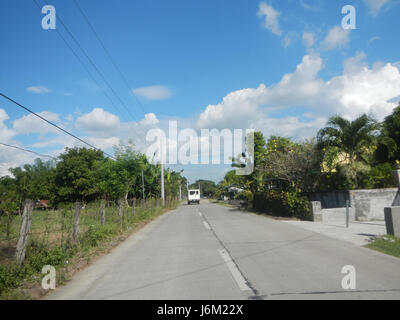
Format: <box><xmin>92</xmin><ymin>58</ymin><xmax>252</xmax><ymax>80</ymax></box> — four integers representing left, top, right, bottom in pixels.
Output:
<box><xmin>140</xmin><ymin>113</ymin><xmax>159</xmax><ymax>126</ymax></box>
<box><xmin>76</xmin><ymin>108</ymin><xmax>120</xmax><ymax>136</ymax></box>
<box><xmin>364</xmin><ymin>0</ymin><xmax>390</xmax><ymax>15</ymax></box>
<box><xmin>85</xmin><ymin>136</ymin><xmax>121</xmax><ymax>150</ymax></box>
<box><xmin>322</xmin><ymin>26</ymin><xmax>350</xmax><ymax>50</ymax></box>
<box><xmin>13</xmin><ymin>111</ymin><xmax>61</xmax><ymax>135</ymax></box>
<box><xmin>257</xmin><ymin>2</ymin><xmax>282</xmax><ymax>36</ymax></box>
<box><xmin>368</xmin><ymin>36</ymin><xmax>380</xmax><ymax>46</ymax></box>
<box><xmin>282</xmin><ymin>32</ymin><xmax>297</xmax><ymax>48</ymax></box>
<box><xmin>0</xmin><ymin>109</ymin><xmax>15</xmax><ymax>142</ymax></box>
<box><xmin>302</xmin><ymin>32</ymin><xmax>315</xmax><ymax>48</ymax></box>
<box><xmin>0</xmin><ymin>109</ymin><xmax>50</xmax><ymax>176</ymax></box>
<box><xmin>132</xmin><ymin>85</ymin><xmax>172</xmax><ymax>101</ymax></box>
<box><xmin>300</xmin><ymin>0</ymin><xmax>320</xmax><ymax>12</ymax></box>
<box><xmin>197</xmin><ymin>53</ymin><xmax>400</xmax><ymax>139</ymax></box>
<box><xmin>27</xmin><ymin>86</ymin><xmax>51</xmax><ymax>94</ymax></box>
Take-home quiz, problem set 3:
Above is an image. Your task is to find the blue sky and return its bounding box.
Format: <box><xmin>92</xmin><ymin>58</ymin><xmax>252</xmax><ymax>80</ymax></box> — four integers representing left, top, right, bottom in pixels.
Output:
<box><xmin>1</xmin><ymin>0</ymin><xmax>400</xmax><ymax>182</ymax></box>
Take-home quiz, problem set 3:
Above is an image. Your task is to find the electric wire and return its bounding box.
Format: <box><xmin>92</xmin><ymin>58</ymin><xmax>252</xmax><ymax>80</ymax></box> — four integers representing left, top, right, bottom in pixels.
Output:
<box><xmin>0</xmin><ymin>93</ymin><xmax>115</xmax><ymax>160</ymax></box>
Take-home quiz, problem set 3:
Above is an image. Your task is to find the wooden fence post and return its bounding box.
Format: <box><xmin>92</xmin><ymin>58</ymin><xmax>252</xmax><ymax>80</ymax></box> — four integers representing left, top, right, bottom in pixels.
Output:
<box><xmin>132</xmin><ymin>198</ymin><xmax>136</xmax><ymax>216</ymax></box>
<box><xmin>15</xmin><ymin>199</ymin><xmax>35</xmax><ymax>266</ymax></box>
<box><xmin>118</xmin><ymin>198</ymin><xmax>124</xmax><ymax>223</ymax></box>
<box><xmin>100</xmin><ymin>199</ymin><xmax>106</xmax><ymax>225</ymax></box>
<box><xmin>73</xmin><ymin>202</ymin><xmax>81</xmax><ymax>242</ymax></box>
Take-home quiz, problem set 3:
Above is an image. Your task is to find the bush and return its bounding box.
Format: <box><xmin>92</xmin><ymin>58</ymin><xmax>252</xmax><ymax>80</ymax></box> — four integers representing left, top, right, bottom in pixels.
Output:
<box><xmin>235</xmin><ymin>191</ymin><xmax>253</xmax><ymax>203</ymax></box>
<box><xmin>0</xmin><ymin>265</ymin><xmax>23</xmax><ymax>295</ymax></box>
<box><xmin>360</xmin><ymin>163</ymin><xmax>395</xmax><ymax>189</ymax></box>
<box><xmin>25</xmin><ymin>240</ymin><xmax>74</xmax><ymax>272</ymax></box>
<box><xmin>253</xmin><ymin>190</ymin><xmax>312</xmax><ymax>221</ymax></box>
<box><xmin>80</xmin><ymin>224</ymin><xmax>119</xmax><ymax>247</ymax></box>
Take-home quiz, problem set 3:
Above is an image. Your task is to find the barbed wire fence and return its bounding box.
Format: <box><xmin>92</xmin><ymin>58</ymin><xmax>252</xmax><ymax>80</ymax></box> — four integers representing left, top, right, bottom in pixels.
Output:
<box><xmin>0</xmin><ymin>196</ymin><xmax>179</xmax><ymax>268</ymax></box>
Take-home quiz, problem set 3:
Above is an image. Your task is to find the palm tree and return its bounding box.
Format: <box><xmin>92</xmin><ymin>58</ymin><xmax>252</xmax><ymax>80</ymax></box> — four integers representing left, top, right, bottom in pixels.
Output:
<box><xmin>317</xmin><ymin>114</ymin><xmax>379</xmax><ymax>188</ymax></box>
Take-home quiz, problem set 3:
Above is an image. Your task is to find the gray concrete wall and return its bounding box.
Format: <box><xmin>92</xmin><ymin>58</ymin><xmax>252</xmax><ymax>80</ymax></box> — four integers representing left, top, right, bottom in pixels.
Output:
<box><xmin>350</xmin><ymin>189</ymin><xmax>399</xmax><ymax>221</ymax></box>
<box><xmin>321</xmin><ymin>207</ymin><xmax>355</xmax><ymax>225</ymax></box>
<box><xmin>309</xmin><ymin>191</ymin><xmax>349</xmax><ymax>209</ymax></box>
<box><xmin>310</xmin><ymin>188</ymin><xmax>400</xmax><ymax>221</ymax></box>
<box><xmin>309</xmin><ymin>200</ymin><xmax>355</xmax><ymax>224</ymax></box>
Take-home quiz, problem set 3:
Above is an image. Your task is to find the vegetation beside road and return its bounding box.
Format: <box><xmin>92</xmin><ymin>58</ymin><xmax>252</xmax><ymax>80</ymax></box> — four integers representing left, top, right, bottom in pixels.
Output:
<box><xmin>366</xmin><ymin>235</ymin><xmax>400</xmax><ymax>258</ymax></box>
<box><xmin>0</xmin><ymin>199</ymin><xmax>179</xmax><ymax>300</ymax></box>
<box><xmin>214</xmin><ymin>105</ymin><xmax>400</xmax><ymax>220</ymax></box>
<box><xmin>0</xmin><ymin>141</ymin><xmax>185</xmax><ymax>300</ymax></box>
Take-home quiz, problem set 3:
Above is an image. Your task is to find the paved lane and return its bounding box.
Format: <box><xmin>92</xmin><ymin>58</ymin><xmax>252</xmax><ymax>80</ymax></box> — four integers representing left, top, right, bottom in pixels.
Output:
<box><xmin>47</xmin><ymin>201</ymin><xmax>400</xmax><ymax>300</ymax></box>
<box><xmin>47</xmin><ymin>203</ymin><xmax>253</xmax><ymax>300</ymax></box>
<box><xmin>200</xmin><ymin>201</ymin><xmax>400</xmax><ymax>300</ymax></box>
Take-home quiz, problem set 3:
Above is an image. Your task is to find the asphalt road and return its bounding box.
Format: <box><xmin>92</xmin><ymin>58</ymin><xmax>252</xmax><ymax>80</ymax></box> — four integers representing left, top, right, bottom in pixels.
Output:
<box><xmin>47</xmin><ymin>201</ymin><xmax>400</xmax><ymax>300</ymax></box>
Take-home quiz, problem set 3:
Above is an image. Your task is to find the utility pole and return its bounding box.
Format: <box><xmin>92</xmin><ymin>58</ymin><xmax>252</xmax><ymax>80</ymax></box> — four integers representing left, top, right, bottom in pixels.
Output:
<box><xmin>142</xmin><ymin>170</ymin><xmax>145</xmax><ymax>200</ymax></box>
<box><xmin>160</xmin><ymin>141</ymin><xmax>165</xmax><ymax>206</ymax></box>
<box><xmin>161</xmin><ymin>163</ymin><xmax>165</xmax><ymax>205</ymax></box>
<box><xmin>179</xmin><ymin>184</ymin><xmax>182</xmax><ymax>201</ymax></box>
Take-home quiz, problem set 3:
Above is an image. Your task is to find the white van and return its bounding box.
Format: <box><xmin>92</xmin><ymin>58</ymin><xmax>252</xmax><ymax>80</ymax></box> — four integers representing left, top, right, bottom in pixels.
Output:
<box><xmin>188</xmin><ymin>189</ymin><xmax>200</xmax><ymax>205</ymax></box>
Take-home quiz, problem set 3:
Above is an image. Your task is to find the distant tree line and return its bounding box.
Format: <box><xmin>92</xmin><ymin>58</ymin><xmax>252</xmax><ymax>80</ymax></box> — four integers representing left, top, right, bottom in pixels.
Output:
<box><xmin>0</xmin><ymin>141</ymin><xmax>187</xmax><ymax>215</ymax></box>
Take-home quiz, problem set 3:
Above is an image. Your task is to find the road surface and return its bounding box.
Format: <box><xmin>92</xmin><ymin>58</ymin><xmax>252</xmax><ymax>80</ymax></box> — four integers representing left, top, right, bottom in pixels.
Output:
<box><xmin>47</xmin><ymin>201</ymin><xmax>400</xmax><ymax>300</ymax></box>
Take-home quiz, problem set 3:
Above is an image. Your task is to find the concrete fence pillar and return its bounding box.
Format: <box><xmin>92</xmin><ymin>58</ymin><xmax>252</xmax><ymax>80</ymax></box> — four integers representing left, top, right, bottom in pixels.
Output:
<box><xmin>384</xmin><ymin>207</ymin><xmax>400</xmax><ymax>237</ymax></box>
<box><xmin>309</xmin><ymin>201</ymin><xmax>322</xmax><ymax>222</ymax></box>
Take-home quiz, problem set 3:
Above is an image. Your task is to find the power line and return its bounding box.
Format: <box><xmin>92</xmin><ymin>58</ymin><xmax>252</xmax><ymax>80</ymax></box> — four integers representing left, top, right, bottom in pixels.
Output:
<box><xmin>0</xmin><ymin>92</ymin><xmax>115</xmax><ymax>160</ymax></box>
<box><xmin>72</xmin><ymin>0</ymin><xmax>148</xmax><ymax>115</ymax></box>
<box><xmin>72</xmin><ymin>0</ymin><xmax>186</xmax><ymax>132</ymax></box>
<box><xmin>0</xmin><ymin>142</ymin><xmax>57</xmax><ymax>160</ymax></box>
<box><xmin>31</xmin><ymin>0</ymin><xmax>125</xmax><ymax>121</ymax></box>
<box><xmin>38</xmin><ymin>0</ymin><xmax>145</xmax><ymax>128</ymax></box>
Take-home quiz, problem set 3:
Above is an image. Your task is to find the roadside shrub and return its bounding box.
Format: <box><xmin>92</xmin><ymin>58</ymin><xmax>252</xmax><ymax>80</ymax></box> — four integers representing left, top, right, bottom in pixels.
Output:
<box><xmin>81</xmin><ymin>224</ymin><xmax>119</xmax><ymax>247</ymax></box>
<box><xmin>0</xmin><ymin>265</ymin><xmax>23</xmax><ymax>295</ymax></box>
<box><xmin>235</xmin><ymin>191</ymin><xmax>253</xmax><ymax>203</ymax></box>
<box><xmin>253</xmin><ymin>190</ymin><xmax>312</xmax><ymax>221</ymax></box>
<box><xmin>25</xmin><ymin>240</ymin><xmax>74</xmax><ymax>272</ymax></box>
<box><xmin>285</xmin><ymin>191</ymin><xmax>312</xmax><ymax>221</ymax></box>
<box><xmin>360</xmin><ymin>163</ymin><xmax>395</xmax><ymax>189</ymax></box>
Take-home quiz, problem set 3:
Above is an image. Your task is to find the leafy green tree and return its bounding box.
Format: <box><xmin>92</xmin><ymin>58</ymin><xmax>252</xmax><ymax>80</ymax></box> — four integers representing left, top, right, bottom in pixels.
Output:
<box><xmin>113</xmin><ymin>141</ymin><xmax>148</xmax><ymax>202</ymax></box>
<box><xmin>232</xmin><ymin>131</ymin><xmax>268</xmax><ymax>194</ymax></box>
<box><xmin>189</xmin><ymin>180</ymin><xmax>217</xmax><ymax>197</ymax></box>
<box><xmin>55</xmin><ymin>147</ymin><xmax>105</xmax><ymax>203</ymax></box>
<box><xmin>260</xmin><ymin>139</ymin><xmax>322</xmax><ymax>192</ymax></box>
<box><xmin>360</xmin><ymin>163</ymin><xmax>395</xmax><ymax>189</ymax></box>
<box><xmin>8</xmin><ymin>158</ymin><xmax>56</xmax><ymax>203</ymax></box>
<box><xmin>317</xmin><ymin>114</ymin><xmax>379</xmax><ymax>188</ymax></box>
<box><xmin>375</xmin><ymin>104</ymin><xmax>400</xmax><ymax>164</ymax></box>
<box><xmin>0</xmin><ymin>176</ymin><xmax>19</xmax><ymax>215</ymax></box>
<box><xmin>94</xmin><ymin>159</ymin><xmax>130</xmax><ymax>201</ymax></box>
<box><xmin>165</xmin><ymin>169</ymin><xmax>184</xmax><ymax>199</ymax></box>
